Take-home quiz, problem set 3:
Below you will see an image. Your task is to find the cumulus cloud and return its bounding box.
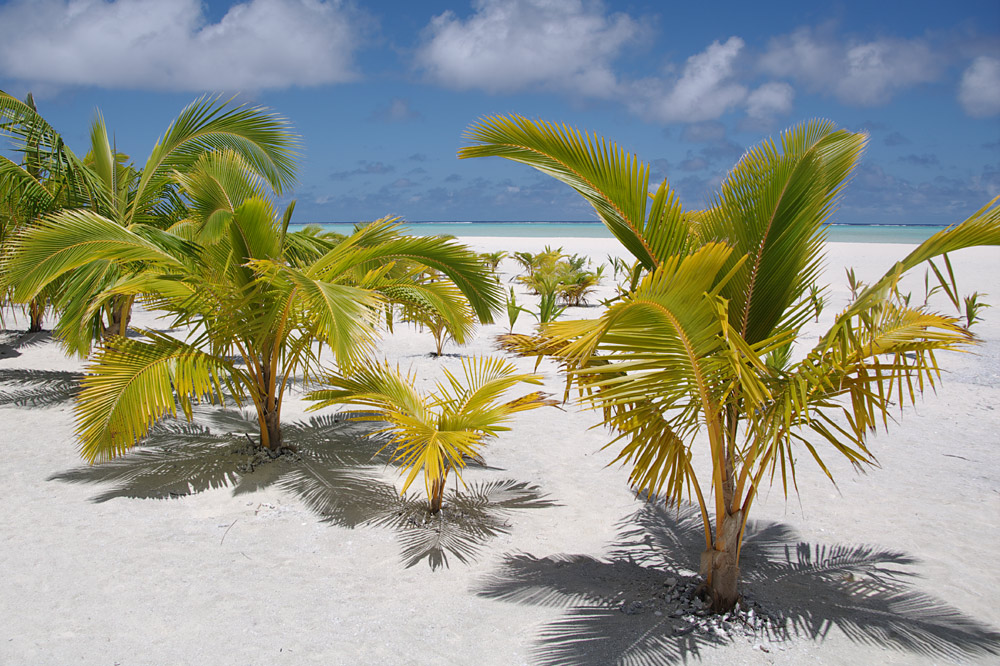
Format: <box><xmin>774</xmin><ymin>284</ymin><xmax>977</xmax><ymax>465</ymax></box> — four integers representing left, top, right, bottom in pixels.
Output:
<box><xmin>416</xmin><ymin>2</ymin><xmax>798</xmax><ymax>126</ymax></box>
<box><xmin>0</xmin><ymin>0</ymin><xmax>362</xmax><ymax>91</ymax></box>
<box><xmin>883</xmin><ymin>131</ymin><xmax>911</xmax><ymax>147</ymax></box>
<box><xmin>415</xmin><ymin>0</ymin><xmax>641</xmax><ymax>96</ymax></box>
<box><xmin>329</xmin><ymin>160</ymin><xmax>395</xmax><ymax>181</ymax></box>
<box><xmin>371</xmin><ymin>98</ymin><xmax>421</xmax><ymax>123</ymax></box>
<box><xmin>631</xmin><ymin>37</ymin><xmax>749</xmax><ymax>123</ymax></box>
<box><xmin>745</xmin><ymin>82</ymin><xmax>794</xmax><ymax>120</ymax></box>
<box><xmin>760</xmin><ymin>27</ymin><xmax>939</xmax><ymax>105</ymax></box>
<box><xmin>681</xmin><ymin>121</ymin><xmax>726</xmax><ymax>143</ymax></box>
<box><xmin>841</xmin><ymin>162</ymin><xmax>1000</xmax><ymax>224</ymax></box>
<box><xmin>959</xmin><ymin>56</ymin><xmax>1000</xmax><ymax>117</ymax></box>
<box><xmin>897</xmin><ymin>154</ymin><xmax>940</xmax><ymax>167</ymax></box>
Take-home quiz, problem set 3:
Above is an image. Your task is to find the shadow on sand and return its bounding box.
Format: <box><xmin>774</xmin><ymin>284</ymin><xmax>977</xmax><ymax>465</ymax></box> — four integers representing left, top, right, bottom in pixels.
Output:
<box><xmin>48</xmin><ymin>407</ymin><xmax>555</xmax><ymax>569</ymax></box>
<box><xmin>0</xmin><ymin>367</ymin><xmax>82</xmax><ymax>407</ymax></box>
<box><xmin>0</xmin><ymin>330</ymin><xmax>54</xmax><ymax>359</ymax></box>
<box><xmin>475</xmin><ymin>501</ymin><xmax>1000</xmax><ymax>665</ymax></box>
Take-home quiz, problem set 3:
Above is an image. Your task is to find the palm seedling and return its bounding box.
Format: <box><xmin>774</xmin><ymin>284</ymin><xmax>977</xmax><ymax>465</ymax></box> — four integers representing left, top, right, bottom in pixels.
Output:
<box><xmin>557</xmin><ymin>263</ymin><xmax>603</xmax><ymax>307</ymax></box>
<box><xmin>531</xmin><ymin>274</ymin><xmax>566</xmax><ymax>324</ymax></box>
<box><xmin>511</xmin><ymin>251</ymin><xmax>537</xmax><ymax>278</ymax></box>
<box><xmin>505</xmin><ymin>286</ymin><xmax>529</xmax><ymax>332</ymax></box>
<box><xmin>479</xmin><ymin>250</ymin><xmax>508</xmax><ymax>272</ymax></box>
<box><xmin>963</xmin><ymin>292</ymin><xmax>990</xmax><ymax>327</ymax></box>
<box><xmin>461</xmin><ymin>115</ymin><xmax>1000</xmax><ymax>611</ymax></box>
<box><xmin>397</xmin><ymin>268</ymin><xmax>477</xmax><ymax>356</ymax></box>
<box><xmin>307</xmin><ymin>356</ymin><xmax>556</xmax><ymax>513</ymax></box>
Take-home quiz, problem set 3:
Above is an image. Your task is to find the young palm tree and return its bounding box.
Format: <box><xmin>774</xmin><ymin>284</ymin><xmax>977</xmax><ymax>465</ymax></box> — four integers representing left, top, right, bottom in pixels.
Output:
<box><xmin>0</xmin><ymin>91</ymin><xmax>94</xmax><ymax>332</ymax></box>
<box><xmin>461</xmin><ymin>115</ymin><xmax>1000</xmax><ymax>611</ymax></box>
<box><xmin>1</xmin><ymin>92</ymin><xmax>298</xmax><ymax>355</ymax></box>
<box><xmin>7</xmin><ymin>150</ymin><xmax>502</xmax><ymax>461</ymax></box>
<box><xmin>397</xmin><ymin>268</ymin><xmax>477</xmax><ymax>356</ymax></box>
<box><xmin>307</xmin><ymin>356</ymin><xmax>555</xmax><ymax>513</ymax></box>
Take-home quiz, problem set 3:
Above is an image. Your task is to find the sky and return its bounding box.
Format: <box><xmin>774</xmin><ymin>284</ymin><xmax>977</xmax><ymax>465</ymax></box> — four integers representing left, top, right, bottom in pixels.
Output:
<box><xmin>0</xmin><ymin>0</ymin><xmax>998</xmax><ymax>226</ymax></box>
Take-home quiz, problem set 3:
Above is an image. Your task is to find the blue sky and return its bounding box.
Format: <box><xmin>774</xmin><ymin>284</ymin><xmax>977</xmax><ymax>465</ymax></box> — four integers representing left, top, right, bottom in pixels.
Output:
<box><xmin>1</xmin><ymin>0</ymin><xmax>998</xmax><ymax>225</ymax></box>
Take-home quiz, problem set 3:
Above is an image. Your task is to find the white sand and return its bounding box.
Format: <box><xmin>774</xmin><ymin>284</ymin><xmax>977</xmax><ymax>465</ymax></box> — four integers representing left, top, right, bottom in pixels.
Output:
<box><xmin>1</xmin><ymin>237</ymin><xmax>998</xmax><ymax>665</ymax></box>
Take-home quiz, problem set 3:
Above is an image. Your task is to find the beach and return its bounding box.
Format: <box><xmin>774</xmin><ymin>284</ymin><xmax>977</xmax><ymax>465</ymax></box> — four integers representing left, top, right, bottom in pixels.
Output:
<box><xmin>1</xmin><ymin>235</ymin><xmax>998</xmax><ymax>665</ymax></box>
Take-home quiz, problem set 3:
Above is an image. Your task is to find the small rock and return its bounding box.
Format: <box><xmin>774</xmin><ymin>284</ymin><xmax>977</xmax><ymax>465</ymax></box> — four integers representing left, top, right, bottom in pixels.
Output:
<box><xmin>621</xmin><ymin>601</ymin><xmax>644</xmax><ymax>615</ymax></box>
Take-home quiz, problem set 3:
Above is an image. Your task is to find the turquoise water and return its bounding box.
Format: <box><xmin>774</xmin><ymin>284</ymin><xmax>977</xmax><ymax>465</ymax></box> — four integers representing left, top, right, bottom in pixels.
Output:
<box><xmin>294</xmin><ymin>221</ymin><xmax>949</xmax><ymax>244</ymax></box>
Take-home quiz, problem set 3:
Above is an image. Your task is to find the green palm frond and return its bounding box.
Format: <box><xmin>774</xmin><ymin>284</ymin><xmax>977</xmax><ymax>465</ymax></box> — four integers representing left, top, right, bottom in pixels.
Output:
<box><xmin>173</xmin><ymin>149</ymin><xmax>268</xmax><ymax>225</ymax></box>
<box><xmin>228</xmin><ymin>196</ymin><xmax>282</xmax><ymax>264</ymax></box>
<box><xmin>460</xmin><ymin>115</ymin><xmax>694</xmax><ymax>269</ymax></box>
<box><xmin>0</xmin><ymin>90</ymin><xmax>66</xmax><ymax>171</ymax></box>
<box><xmin>132</xmin><ymin>95</ymin><xmax>299</xmax><ymax>220</ymax></box>
<box><xmin>6</xmin><ymin>208</ymin><xmax>188</xmax><ymax>301</ymax></box>
<box><xmin>308</xmin><ymin>218</ymin><xmax>503</xmax><ymax>323</ymax></box>
<box><xmin>75</xmin><ymin>333</ymin><xmax>237</xmax><ymax>462</ymax></box>
<box><xmin>0</xmin><ymin>155</ymin><xmax>55</xmax><ymax>220</ymax></box>
<box><xmin>437</xmin><ymin>355</ymin><xmax>548</xmax><ymax>432</ymax></box>
<box><xmin>261</xmin><ymin>262</ymin><xmax>382</xmax><ymax>372</ymax></box>
<box><xmin>386</xmin><ymin>278</ymin><xmax>477</xmax><ymax>347</ymax></box>
<box><xmin>700</xmin><ymin>121</ymin><xmax>867</xmax><ymax>344</ymax></box>
<box><xmin>825</xmin><ymin>196</ymin><xmax>1000</xmax><ymax>345</ymax></box>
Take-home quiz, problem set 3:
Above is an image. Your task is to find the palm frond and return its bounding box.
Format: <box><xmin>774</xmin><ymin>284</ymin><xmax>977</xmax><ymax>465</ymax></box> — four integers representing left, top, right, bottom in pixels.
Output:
<box><xmin>262</xmin><ymin>262</ymin><xmax>381</xmax><ymax>372</ymax></box>
<box><xmin>461</xmin><ymin>115</ymin><xmax>696</xmax><ymax>269</ymax></box>
<box><xmin>75</xmin><ymin>334</ymin><xmax>237</xmax><ymax>462</ymax></box>
<box><xmin>308</xmin><ymin>219</ymin><xmax>503</xmax><ymax>323</ymax></box>
<box><xmin>6</xmin><ymin>208</ymin><xmax>187</xmax><ymax>301</ymax></box>
<box><xmin>133</xmin><ymin>94</ymin><xmax>299</xmax><ymax>219</ymax></box>
<box><xmin>173</xmin><ymin>149</ymin><xmax>268</xmax><ymax>225</ymax></box>
<box><xmin>701</xmin><ymin>120</ymin><xmax>867</xmax><ymax>344</ymax></box>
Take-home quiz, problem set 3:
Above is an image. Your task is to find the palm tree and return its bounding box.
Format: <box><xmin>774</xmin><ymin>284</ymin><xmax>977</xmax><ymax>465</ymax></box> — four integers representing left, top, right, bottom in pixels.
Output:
<box><xmin>461</xmin><ymin>115</ymin><xmax>1000</xmax><ymax>611</ymax></box>
<box><xmin>0</xmin><ymin>91</ymin><xmax>93</xmax><ymax>332</ymax></box>
<box><xmin>307</xmin><ymin>356</ymin><xmax>555</xmax><ymax>513</ymax></box>
<box><xmin>397</xmin><ymin>268</ymin><xmax>476</xmax><ymax>356</ymax></box>
<box><xmin>6</xmin><ymin>149</ymin><xmax>502</xmax><ymax>461</ymax></box>
<box><xmin>1</xmin><ymin>92</ymin><xmax>298</xmax><ymax>356</ymax></box>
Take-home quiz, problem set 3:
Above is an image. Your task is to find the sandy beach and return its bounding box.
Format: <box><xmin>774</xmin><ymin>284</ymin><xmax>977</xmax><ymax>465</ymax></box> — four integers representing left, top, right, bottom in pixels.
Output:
<box><xmin>1</xmin><ymin>235</ymin><xmax>998</xmax><ymax>665</ymax></box>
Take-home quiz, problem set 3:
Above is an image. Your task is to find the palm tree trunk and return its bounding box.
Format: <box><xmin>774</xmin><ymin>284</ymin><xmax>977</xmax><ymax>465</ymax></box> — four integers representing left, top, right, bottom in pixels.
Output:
<box><xmin>701</xmin><ymin>425</ymin><xmax>743</xmax><ymax>612</ymax></box>
<box><xmin>253</xmin><ymin>362</ymin><xmax>284</xmax><ymax>452</ymax></box>
<box><xmin>701</xmin><ymin>508</ymin><xmax>743</xmax><ymax>612</ymax></box>
<box><xmin>262</xmin><ymin>406</ymin><xmax>283</xmax><ymax>452</ymax></box>
<box><xmin>429</xmin><ymin>467</ymin><xmax>450</xmax><ymax>514</ymax></box>
<box><xmin>28</xmin><ymin>298</ymin><xmax>45</xmax><ymax>333</ymax></box>
<box><xmin>101</xmin><ymin>295</ymin><xmax>132</xmax><ymax>340</ymax></box>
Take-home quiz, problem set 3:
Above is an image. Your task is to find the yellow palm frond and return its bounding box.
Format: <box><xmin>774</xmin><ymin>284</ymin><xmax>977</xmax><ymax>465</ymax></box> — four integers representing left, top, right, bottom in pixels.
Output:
<box><xmin>75</xmin><ymin>334</ymin><xmax>237</xmax><ymax>462</ymax></box>
<box><xmin>307</xmin><ymin>357</ymin><xmax>553</xmax><ymax>508</ymax></box>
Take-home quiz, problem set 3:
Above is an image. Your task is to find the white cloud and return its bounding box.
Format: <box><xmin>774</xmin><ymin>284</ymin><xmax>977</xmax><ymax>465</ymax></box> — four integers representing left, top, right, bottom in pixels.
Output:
<box><xmin>0</xmin><ymin>0</ymin><xmax>362</xmax><ymax>91</ymax></box>
<box><xmin>630</xmin><ymin>37</ymin><xmax>748</xmax><ymax>124</ymax></box>
<box><xmin>959</xmin><ymin>56</ymin><xmax>1000</xmax><ymax>117</ymax></box>
<box><xmin>415</xmin><ymin>0</ymin><xmax>641</xmax><ymax>96</ymax></box>
<box><xmin>760</xmin><ymin>27</ymin><xmax>939</xmax><ymax>105</ymax></box>
<box><xmin>745</xmin><ymin>82</ymin><xmax>794</xmax><ymax>120</ymax></box>
<box><xmin>371</xmin><ymin>97</ymin><xmax>421</xmax><ymax>122</ymax></box>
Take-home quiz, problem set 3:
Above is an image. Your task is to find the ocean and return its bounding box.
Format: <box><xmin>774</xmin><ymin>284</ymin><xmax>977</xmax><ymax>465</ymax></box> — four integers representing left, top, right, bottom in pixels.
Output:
<box><xmin>294</xmin><ymin>221</ymin><xmax>949</xmax><ymax>244</ymax></box>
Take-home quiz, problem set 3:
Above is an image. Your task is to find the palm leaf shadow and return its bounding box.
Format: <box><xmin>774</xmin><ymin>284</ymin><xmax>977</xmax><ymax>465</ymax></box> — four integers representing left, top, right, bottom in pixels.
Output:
<box><xmin>367</xmin><ymin>479</ymin><xmax>559</xmax><ymax>570</ymax></box>
<box><xmin>47</xmin><ymin>408</ymin><xmax>396</xmax><ymax>526</ymax></box>
<box><xmin>0</xmin><ymin>368</ymin><xmax>83</xmax><ymax>407</ymax></box>
<box><xmin>48</xmin><ymin>407</ymin><xmax>559</xmax><ymax>565</ymax></box>
<box><xmin>477</xmin><ymin>501</ymin><xmax>1000</xmax><ymax>665</ymax></box>
<box><xmin>0</xmin><ymin>330</ymin><xmax>52</xmax><ymax>358</ymax></box>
